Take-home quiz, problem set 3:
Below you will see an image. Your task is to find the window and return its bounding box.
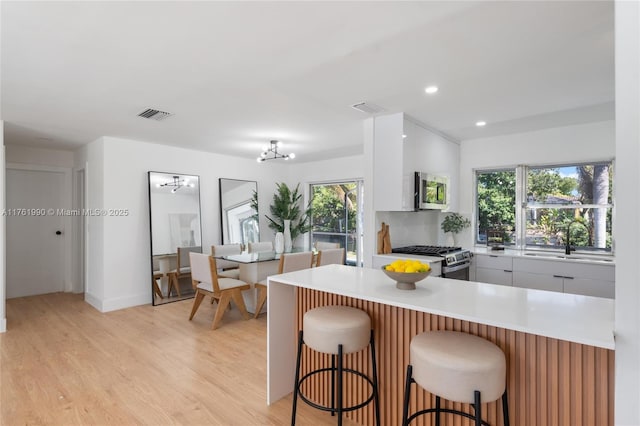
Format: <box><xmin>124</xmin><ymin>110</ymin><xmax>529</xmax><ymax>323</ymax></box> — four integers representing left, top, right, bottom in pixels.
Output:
<box><xmin>309</xmin><ymin>181</ymin><xmax>364</xmax><ymax>266</ymax></box>
<box><xmin>476</xmin><ymin>169</ymin><xmax>516</xmax><ymax>246</ymax></box>
<box><xmin>476</xmin><ymin>162</ymin><xmax>613</xmax><ymax>253</ymax></box>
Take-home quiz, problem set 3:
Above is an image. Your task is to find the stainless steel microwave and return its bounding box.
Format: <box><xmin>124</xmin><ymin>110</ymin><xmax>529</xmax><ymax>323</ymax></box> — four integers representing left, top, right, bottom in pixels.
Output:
<box><xmin>415</xmin><ymin>172</ymin><xmax>449</xmax><ymax>210</ymax></box>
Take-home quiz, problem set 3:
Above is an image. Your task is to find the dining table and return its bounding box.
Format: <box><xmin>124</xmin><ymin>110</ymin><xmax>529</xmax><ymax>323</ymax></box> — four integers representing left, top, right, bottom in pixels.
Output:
<box><xmin>216</xmin><ymin>251</ymin><xmax>285</xmax><ymax>314</ymax></box>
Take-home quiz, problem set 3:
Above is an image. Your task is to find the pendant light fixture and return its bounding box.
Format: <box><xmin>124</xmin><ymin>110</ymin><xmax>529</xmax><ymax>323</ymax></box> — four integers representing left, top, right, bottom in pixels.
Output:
<box><xmin>156</xmin><ymin>175</ymin><xmax>194</xmax><ymax>193</ymax></box>
<box><xmin>257</xmin><ymin>140</ymin><xmax>295</xmax><ymax>162</ymax></box>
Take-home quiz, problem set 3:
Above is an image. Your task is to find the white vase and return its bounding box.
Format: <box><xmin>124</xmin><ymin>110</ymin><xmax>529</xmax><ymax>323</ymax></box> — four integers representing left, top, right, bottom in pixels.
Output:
<box><xmin>274</xmin><ymin>232</ymin><xmax>284</xmax><ymax>254</ymax></box>
<box><xmin>283</xmin><ymin>219</ymin><xmax>292</xmax><ymax>252</ymax></box>
<box><xmin>446</xmin><ymin>232</ymin><xmax>455</xmax><ymax>247</ymax></box>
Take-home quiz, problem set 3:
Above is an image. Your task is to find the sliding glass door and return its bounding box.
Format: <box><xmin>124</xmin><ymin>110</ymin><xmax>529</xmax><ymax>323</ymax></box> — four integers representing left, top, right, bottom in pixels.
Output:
<box><xmin>309</xmin><ymin>181</ymin><xmax>363</xmax><ymax>266</ymax></box>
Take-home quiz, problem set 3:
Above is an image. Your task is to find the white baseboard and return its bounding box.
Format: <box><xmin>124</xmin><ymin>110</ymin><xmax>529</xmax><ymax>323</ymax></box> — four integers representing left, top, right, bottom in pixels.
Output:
<box><xmin>84</xmin><ymin>292</ymin><xmax>103</xmax><ymax>312</ymax></box>
<box><xmin>102</xmin><ymin>293</ymin><xmax>150</xmax><ymax>312</ymax></box>
<box><xmin>0</xmin><ymin>317</ymin><xmax>6</xmax><ymax>333</ymax></box>
<box><xmin>85</xmin><ymin>292</ymin><xmax>151</xmax><ymax>313</ymax></box>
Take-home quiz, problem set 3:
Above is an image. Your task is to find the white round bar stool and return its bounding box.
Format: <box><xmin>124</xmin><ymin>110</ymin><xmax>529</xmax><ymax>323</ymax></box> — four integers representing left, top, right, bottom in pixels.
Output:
<box><xmin>291</xmin><ymin>305</ymin><xmax>380</xmax><ymax>426</ymax></box>
<box><xmin>402</xmin><ymin>331</ymin><xmax>510</xmax><ymax>426</ymax></box>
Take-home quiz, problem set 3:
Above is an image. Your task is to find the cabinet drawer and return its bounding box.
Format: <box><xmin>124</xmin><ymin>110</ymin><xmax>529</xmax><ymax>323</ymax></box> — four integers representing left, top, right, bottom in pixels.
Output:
<box><xmin>513</xmin><ymin>257</ymin><xmax>614</xmax><ymax>281</ymax></box>
<box><xmin>513</xmin><ymin>271</ymin><xmax>563</xmax><ymax>293</ymax></box>
<box><xmin>475</xmin><ymin>254</ymin><xmax>513</xmax><ymax>270</ymax></box>
<box><xmin>476</xmin><ymin>267</ymin><xmax>512</xmax><ymax>286</ymax></box>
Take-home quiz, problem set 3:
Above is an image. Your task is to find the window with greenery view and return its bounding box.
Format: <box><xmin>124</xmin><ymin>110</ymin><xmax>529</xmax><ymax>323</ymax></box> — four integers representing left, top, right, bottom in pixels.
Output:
<box><xmin>476</xmin><ymin>162</ymin><xmax>613</xmax><ymax>253</ymax></box>
<box><xmin>309</xmin><ymin>181</ymin><xmax>363</xmax><ymax>266</ymax></box>
<box><xmin>476</xmin><ymin>169</ymin><xmax>516</xmax><ymax>245</ymax></box>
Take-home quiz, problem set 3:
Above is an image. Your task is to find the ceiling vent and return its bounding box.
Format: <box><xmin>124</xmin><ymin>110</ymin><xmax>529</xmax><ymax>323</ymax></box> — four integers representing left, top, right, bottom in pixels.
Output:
<box><xmin>137</xmin><ymin>108</ymin><xmax>173</xmax><ymax>121</ymax></box>
<box><xmin>350</xmin><ymin>102</ymin><xmax>385</xmax><ymax>115</ymax></box>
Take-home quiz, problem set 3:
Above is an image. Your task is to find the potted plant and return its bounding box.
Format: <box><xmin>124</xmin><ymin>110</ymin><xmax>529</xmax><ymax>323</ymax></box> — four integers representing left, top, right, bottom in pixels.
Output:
<box><xmin>265</xmin><ymin>183</ymin><xmax>312</xmax><ymax>251</ymax></box>
<box><xmin>441</xmin><ymin>213</ymin><xmax>471</xmax><ymax>246</ymax></box>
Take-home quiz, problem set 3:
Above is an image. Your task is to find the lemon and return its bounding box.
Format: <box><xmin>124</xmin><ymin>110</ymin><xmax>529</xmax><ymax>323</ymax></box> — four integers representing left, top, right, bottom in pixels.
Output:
<box><xmin>385</xmin><ymin>259</ymin><xmax>431</xmax><ymax>273</ymax></box>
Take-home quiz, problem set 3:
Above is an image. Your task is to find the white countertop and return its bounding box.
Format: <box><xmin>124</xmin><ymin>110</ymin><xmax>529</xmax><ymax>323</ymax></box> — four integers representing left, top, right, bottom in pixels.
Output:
<box><xmin>269</xmin><ymin>264</ymin><xmax>615</xmax><ymax>349</ymax></box>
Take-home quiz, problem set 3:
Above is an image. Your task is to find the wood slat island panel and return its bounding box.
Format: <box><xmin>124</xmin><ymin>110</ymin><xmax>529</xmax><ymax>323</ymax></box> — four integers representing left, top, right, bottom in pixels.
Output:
<box><xmin>295</xmin><ymin>288</ymin><xmax>614</xmax><ymax>426</ymax></box>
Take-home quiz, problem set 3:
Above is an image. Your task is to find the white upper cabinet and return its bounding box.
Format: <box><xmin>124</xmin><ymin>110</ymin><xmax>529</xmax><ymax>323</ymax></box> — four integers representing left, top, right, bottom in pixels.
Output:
<box><xmin>372</xmin><ymin>112</ymin><xmax>459</xmax><ymax>212</ymax></box>
<box><xmin>372</xmin><ymin>113</ymin><xmax>411</xmax><ymax>211</ymax></box>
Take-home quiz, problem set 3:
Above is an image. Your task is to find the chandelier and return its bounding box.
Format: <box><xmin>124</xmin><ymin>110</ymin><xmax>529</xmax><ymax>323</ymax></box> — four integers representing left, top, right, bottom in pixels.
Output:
<box><xmin>157</xmin><ymin>176</ymin><xmax>194</xmax><ymax>193</ymax></box>
<box><xmin>257</xmin><ymin>140</ymin><xmax>296</xmax><ymax>162</ymax></box>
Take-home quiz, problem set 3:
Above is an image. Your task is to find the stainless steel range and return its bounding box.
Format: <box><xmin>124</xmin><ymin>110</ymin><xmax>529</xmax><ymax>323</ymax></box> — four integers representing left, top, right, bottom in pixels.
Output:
<box><xmin>391</xmin><ymin>245</ymin><xmax>472</xmax><ymax>280</ymax></box>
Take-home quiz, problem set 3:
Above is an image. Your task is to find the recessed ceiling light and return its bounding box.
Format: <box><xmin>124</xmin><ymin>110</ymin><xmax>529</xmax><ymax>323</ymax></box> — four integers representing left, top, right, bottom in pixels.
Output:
<box><xmin>402</xmin><ymin>134</ymin><xmax>407</xmax><ymax>139</ymax></box>
<box><xmin>476</xmin><ymin>121</ymin><xmax>487</xmax><ymax>127</ymax></box>
<box><xmin>425</xmin><ymin>86</ymin><xmax>439</xmax><ymax>94</ymax></box>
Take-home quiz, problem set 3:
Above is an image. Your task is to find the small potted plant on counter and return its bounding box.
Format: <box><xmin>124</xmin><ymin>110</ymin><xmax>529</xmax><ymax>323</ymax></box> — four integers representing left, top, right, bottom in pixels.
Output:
<box><xmin>441</xmin><ymin>213</ymin><xmax>471</xmax><ymax>246</ymax></box>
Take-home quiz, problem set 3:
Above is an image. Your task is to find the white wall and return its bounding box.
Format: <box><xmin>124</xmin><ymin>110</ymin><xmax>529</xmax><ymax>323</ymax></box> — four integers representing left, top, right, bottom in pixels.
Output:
<box><xmin>614</xmin><ymin>1</ymin><xmax>640</xmax><ymax>423</ymax></box>
<box><xmin>458</xmin><ymin>120</ymin><xmax>615</xmax><ymax>248</ymax></box>
<box><xmin>85</xmin><ymin>136</ymin><xmax>287</xmax><ymax>312</ymax></box>
<box><xmin>376</xmin><ymin>210</ymin><xmax>441</xmax><ymax>247</ymax></box>
<box><xmin>0</xmin><ymin>122</ymin><xmax>6</xmax><ymax>332</ymax></box>
<box><xmin>78</xmin><ymin>139</ymin><xmax>105</xmax><ymax>309</ymax></box>
<box><xmin>5</xmin><ymin>144</ymin><xmax>74</xmax><ymax>168</ymax></box>
<box><xmin>287</xmin><ymin>154</ymin><xmax>364</xmax><ymax>186</ymax></box>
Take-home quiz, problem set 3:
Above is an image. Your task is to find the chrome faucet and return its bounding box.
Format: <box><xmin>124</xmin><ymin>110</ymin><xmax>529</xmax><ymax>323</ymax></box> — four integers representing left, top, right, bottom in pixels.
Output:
<box><xmin>565</xmin><ymin>219</ymin><xmax>587</xmax><ymax>255</ymax></box>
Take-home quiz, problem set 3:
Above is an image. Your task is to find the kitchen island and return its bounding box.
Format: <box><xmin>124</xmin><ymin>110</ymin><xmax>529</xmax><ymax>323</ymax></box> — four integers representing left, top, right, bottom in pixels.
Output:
<box><xmin>267</xmin><ymin>264</ymin><xmax>614</xmax><ymax>425</ymax></box>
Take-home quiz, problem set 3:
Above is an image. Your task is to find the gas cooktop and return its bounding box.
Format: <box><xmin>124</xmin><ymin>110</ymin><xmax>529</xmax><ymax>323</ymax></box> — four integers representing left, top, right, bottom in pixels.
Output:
<box><xmin>391</xmin><ymin>245</ymin><xmax>471</xmax><ymax>268</ymax></box>
<box><xmin>391</xmin><ymin>245</ymin><xmax>463</xmax><ymax>256</ymax></box>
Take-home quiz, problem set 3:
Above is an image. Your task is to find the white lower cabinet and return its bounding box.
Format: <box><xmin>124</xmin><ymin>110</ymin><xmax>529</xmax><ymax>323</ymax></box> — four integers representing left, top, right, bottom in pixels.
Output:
<box><xmin>471</xmin><ymin>253</ymin><xmax>614</xmax><ymax>298</ymax></box>
<box><xmin>474</xmin><ymin>254</ymin><xmax>513</xmax><ymax>286</ymax></box>
<box><xmin>512</xmin><ymin>257</ymin><xmax>614</xmax><ymax>299</ymax></box>
<box><xmin>512</xmin><ymin>271</ymin><xmax>563</xmax><ymax>293</ymax></box>
<box><xmin>476</xmin><ymin>267</ymin><xmax>512</xmax><ymax>286</ymax></box>
<box><xmin>563</xmin><ymin>277</ymin><xmax>615</xmax><ymax>299</ymax></box>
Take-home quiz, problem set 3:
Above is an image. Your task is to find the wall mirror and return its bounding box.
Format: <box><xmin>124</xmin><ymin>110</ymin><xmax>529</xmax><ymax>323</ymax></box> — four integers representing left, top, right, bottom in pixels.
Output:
<box><xmin>219</xmin><ymin>178</ymin><xmax>259</xmax><ymax>247</ymax></box>
<box><xmin>148</xmin><ymin>171</ymin><xmax>202</xmax><ymax>305</ymax></box>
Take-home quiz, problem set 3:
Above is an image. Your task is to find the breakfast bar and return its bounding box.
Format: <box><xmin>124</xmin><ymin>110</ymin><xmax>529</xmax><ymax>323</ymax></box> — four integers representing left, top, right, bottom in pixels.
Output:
<box><xmin>267</xmin><ymin>264</ymin><xmax>615</xmax><ymax>425</ymax></box>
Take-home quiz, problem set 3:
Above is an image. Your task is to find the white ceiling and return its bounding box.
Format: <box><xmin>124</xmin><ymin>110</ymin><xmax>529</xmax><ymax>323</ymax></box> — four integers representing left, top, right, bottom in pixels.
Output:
<box><xmin>1</xmin><ymin>1</ymin><xmax>614</xmax><ymax>162</ymax></box>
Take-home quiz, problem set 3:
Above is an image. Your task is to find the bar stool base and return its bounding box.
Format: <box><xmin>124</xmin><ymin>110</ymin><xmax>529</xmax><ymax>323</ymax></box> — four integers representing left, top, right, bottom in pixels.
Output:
<box><xmin>291</xmin><ymin>330</ymin><xmax>381</xmax><ymax>426</ymax></box>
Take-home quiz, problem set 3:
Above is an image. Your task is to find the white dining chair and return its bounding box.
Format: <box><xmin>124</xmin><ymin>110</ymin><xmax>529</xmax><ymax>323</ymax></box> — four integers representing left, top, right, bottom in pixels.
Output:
<box><xmin>254</xmin><ymin>251</ymin><xmax>314</xmax><ymax>318</ymax></box>
<box><xmin>248</xmin><ymin>241</ymin><xmax>274</xmax><ymax>253</ymax></box>
<box><xmin>188</xmin><ymin>252</ymin><xmax>251</xmax><ymax>330</ymax></box>
<box><xmin>211</xmin><ymin>244</ymin><xmax>242</xmax><ymax>279</ymax></box>
<box><xmin>315</xmin><ymin>241</ymin><xmax>340</xmax><ymax>251</ymax></box>
<box><xmin>316</xmin><ymin>248</ymin><xmax>345</xmax><ymax>267</ymax></box>
<box><xmin>167</xmin><ymin>246</ymin><xmax>201</xmax><ymax>297</ymax></box>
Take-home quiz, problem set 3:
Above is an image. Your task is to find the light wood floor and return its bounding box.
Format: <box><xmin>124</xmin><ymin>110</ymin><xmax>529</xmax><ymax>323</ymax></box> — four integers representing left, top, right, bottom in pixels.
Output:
<box><xmin>0</xmin><ymin>293</ymin><xmax>355</xmax><ymax>425</ymax></box>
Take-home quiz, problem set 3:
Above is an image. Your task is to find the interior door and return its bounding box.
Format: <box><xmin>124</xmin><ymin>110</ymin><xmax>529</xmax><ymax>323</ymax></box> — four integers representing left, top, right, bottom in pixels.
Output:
<box><xmin>6</xmin><ymin>168</ymin><xmax>66</xmax><ymax>298</ymax></box>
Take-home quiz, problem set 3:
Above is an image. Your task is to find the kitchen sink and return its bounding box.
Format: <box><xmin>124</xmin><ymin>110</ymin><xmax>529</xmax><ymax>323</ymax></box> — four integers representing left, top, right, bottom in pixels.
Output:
<box><xmin>523</xmin><ymin>252</ymin><xmax>614</xmax><ymax>263</ymax></box>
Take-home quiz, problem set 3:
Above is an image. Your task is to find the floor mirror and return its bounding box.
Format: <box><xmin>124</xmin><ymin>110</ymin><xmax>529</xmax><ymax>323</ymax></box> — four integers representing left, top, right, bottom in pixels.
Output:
<box><xmin>148</xmin><ymin>171</ymin><xmax>202</xmax><ymax>305</ymax></box>
<box><xmin>219</xmin><ymin>178</ymin><xmax>259</xmax><ymax>246</ymax></box>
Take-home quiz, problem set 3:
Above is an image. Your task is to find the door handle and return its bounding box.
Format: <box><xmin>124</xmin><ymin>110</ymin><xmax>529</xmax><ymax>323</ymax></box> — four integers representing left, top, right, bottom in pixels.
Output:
<box><xmin>55</xmin><ymin>230</ymin><xmax>62</xmax><ymax>235</ymax></box>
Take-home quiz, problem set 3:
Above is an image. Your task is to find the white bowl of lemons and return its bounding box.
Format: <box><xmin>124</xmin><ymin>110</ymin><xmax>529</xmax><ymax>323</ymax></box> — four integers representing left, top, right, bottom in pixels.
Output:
<box><xmin>382</xmin><ymin>259</ymin><xmax>432</xmax><ymax>290</ymax></box>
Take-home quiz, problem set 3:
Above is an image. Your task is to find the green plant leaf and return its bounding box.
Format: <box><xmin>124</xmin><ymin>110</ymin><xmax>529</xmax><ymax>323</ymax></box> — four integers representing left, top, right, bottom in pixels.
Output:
<box><xmin>441</xmin><ymin>212</ymin><xmax>471</xmax><ymax>234</ymax></box>
<box><xmin>265</xmin><ymin>182</ymin><xmax>312</xmax><ymax>240</ymax></box>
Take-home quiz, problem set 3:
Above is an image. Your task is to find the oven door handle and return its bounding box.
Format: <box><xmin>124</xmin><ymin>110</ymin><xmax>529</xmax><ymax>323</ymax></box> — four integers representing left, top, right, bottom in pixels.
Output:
<box><xmin>442</xmin><ymin>262</ymin><xmax>470</xmax><ymax>273</ymax></box>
